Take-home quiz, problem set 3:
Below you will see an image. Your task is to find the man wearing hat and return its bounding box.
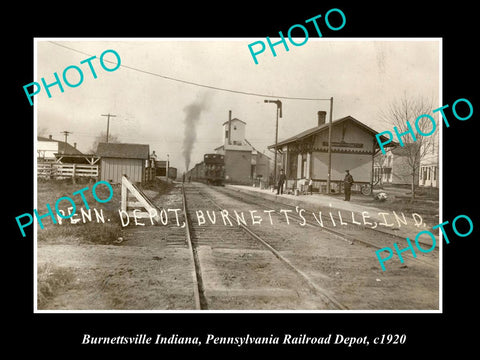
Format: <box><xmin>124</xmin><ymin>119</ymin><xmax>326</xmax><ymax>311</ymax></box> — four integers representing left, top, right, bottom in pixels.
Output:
<box><xmin>344</xmin><ymin>170</ymin><xmax>354</xmax><ymax>201</ymax></box>
<box><xmin>277</xmin><ymin>169</ymin><xmax>287</xmax><ymax>195</ymax></box>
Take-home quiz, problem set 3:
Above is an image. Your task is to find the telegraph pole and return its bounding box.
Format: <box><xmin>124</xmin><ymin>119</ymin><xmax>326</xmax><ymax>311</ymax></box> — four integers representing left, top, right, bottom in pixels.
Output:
<box><xmin>228</xmin><ymin>110</ymin><xmax>232</xmax><ymax>145</ymax></box>
<box><xmin>101</xmin><ymin>113</ymin><xmax>116</xmax><ymax>143</ymax></box>
<box><xmin>326</xmin><ymin>97</ymin><xmax>333</xmax><ymax>194</ymax></box>
<box><xmin>264</xmin><ymin>100</ymin><xmax>282</xmax><ymax>183</ymax></box>
<box><xmin>61</xmin><ymin>130</ymin><xmax>71</xmax><ymax>144</ymax></box>
<box><xmin>166</xmin><ymin>154</ymin><xmax>170</xmax><ymax>183</ymax></box>
<box><xmin>60</xmin><ymin>131</ymin><xmax>72</xmax><ymax>155</ymax></box>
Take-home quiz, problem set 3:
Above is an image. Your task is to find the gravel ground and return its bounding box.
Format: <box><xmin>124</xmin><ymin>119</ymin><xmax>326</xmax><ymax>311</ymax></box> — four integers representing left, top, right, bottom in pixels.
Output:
<box><xmin>36</xmin><ymin>181</ymin><xmax>439</xmax><ymax>311</ymax></box>
<box><xmin>37</xmin><ymin>181</ymin><xmax>196</xmax><ymax>311</ymax></box>
<box><xmin>198</xmin><ymin>183</ymin><xmax>439</xmax><ymax>310</ymax></box>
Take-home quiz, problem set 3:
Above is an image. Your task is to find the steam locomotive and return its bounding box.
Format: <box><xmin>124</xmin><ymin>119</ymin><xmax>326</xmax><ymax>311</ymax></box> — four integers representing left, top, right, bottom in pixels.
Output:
<box><xmin>187</xmin><ymin>153</ymin><xmax>225</xmax><ymax>186</ymax></box>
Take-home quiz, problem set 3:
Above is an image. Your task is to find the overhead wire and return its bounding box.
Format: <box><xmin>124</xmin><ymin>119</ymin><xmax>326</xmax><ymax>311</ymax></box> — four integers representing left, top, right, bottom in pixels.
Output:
<box><xmin>47</xmin><ymin>41</ymin><xmax>330</xmax><ymax>101</ymax></box>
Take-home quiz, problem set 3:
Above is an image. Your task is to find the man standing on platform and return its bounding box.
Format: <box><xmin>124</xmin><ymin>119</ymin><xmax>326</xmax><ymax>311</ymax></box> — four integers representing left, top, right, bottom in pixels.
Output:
<box><xmin>344</xmin><ymin>170</ymin><xmax>354</xmax><ymax>201</ymax></box>
<box><xmin>277</xmin><ymin>169</ymin><xmax>286</xmax><ymax>195</ymax></box>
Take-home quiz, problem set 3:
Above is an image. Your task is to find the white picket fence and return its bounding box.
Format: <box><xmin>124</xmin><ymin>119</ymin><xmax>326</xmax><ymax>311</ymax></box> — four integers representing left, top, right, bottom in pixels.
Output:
<box><xmin>37</xmin><ymin>162</ymin><xmax>99</xmax><ymax>179</ymax></box>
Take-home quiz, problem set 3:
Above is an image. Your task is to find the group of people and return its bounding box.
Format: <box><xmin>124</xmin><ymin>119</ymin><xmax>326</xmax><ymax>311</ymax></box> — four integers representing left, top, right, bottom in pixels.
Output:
<box><xmin>275</xmin><ymin>169</ymin><xmax>354</xmax><ymax>202</ymax></box>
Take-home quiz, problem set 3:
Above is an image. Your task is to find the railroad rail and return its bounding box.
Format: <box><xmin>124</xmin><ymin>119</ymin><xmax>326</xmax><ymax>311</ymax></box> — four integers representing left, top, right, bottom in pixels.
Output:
<box><xmin>212</xmin><ymin>185</ymin><xmax>439</xmax><ymax>269</ymax></box>
<box><xmin>120</xmin><ymin>182</ymin><xmax>438</xmax><ymax>310</ymax></box>
<box><xmin>181</xmin><ymin>184</ymin><xmax>349</xmax><ymax>310</ymax></box>
<box><xmin>182</xmin><ymin>184</ymin><xmax>204</xmax><ymax>310</ymax></box>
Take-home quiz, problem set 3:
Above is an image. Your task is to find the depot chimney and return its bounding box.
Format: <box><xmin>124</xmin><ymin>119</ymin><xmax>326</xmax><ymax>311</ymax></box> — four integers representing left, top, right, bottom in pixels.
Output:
<box><xmin>317</xmin><ymin>111</ymin><xmax>327</xmax><ymax>126</ymax></box>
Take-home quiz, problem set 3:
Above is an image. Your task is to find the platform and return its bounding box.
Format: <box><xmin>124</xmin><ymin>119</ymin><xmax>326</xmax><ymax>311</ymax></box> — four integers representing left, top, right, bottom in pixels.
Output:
<box><xmin>225</xmin><ymin>184</ymin><xmax>438</xmax><ymax>240</ymax></box>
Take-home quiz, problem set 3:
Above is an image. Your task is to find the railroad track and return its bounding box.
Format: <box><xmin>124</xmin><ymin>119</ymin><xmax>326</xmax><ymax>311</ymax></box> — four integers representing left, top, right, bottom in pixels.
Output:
<box><xmin>212</xmin><ymin>185</ymin><xmax>439</xmax><ymax>269</ymax></box>
<box><xmin>182</xmin><ymin>184</ymin><xmax>349</xmax><ymax>311</ymax></box>
<box><xmin>120</xmin><ymin>182</ymin><xmax>438</xmax><ymax>310</ymax></box>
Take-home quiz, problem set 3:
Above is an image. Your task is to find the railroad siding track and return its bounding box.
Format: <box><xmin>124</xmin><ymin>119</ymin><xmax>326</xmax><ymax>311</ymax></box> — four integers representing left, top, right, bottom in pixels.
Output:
<box><xmin>120</xmin><ymin>185</ymin><xmax>188</xmax><ymax>248</ymax></box>
<box><xmin>211</xmin><ymin>185</ymin><xmax>439</xmax><ymax>268</ymax></box>
<box><xmin>182</xmin><ymin>185</ymin><xmax>347</xmax><ymax>310</ymax></box>
<box><xmin>119</xmin><ymin>182</ymin><xmax>438</xmax><ymax>310</ymax></box>
<box><xmin>193</xmin><ymin>183</ymin><xmax>438</xmax><ymax>310</ymax></box>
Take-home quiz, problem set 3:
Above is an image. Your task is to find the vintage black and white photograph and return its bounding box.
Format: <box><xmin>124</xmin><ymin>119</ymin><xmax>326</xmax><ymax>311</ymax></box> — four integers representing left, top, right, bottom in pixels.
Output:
<box><xmin>34</xmin><ymin>38</ymin><xmax>441</xmax><ymax>312</ymax></box>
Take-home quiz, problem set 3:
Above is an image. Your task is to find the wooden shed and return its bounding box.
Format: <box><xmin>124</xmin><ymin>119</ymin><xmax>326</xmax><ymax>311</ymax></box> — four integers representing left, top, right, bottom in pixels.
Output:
<box><xmin>97</xmin><ymin>143</ymin><xmax>150</xmax><ymax>184</ymax></box>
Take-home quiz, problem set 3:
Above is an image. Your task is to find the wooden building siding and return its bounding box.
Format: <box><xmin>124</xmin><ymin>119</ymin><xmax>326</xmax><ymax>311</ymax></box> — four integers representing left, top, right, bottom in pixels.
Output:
<box><xmin>100</xmin><ymin>157</ymin><xmax>144</xmax><ymax>184</ymax></box>
<box><xmin>374</xmin><ymin>147</ymin><xmax>420</xmax><ymax>186</ymax></box>
<box><xmin>224</xmin><ymin>149</ymin><xmax>252</xmax><ymax>184</ymax></box>
<box><xmin>280</xmin><ymin>118</ymin><xmax>376</xmax><ymax>183</ymax></box>
<box><xmin>252</xmin><ymin>152</ymin><xmax>271</xmax><ymax>182</ymax></box>
<box><xmin>37</xmin><ymin>141</ymin><xmax>59</xmax><ymax>160</ymax></box>
<box><xmin>313</xmin><ymin>121</ymin><xmax>374</xmax><ymax>153</ymax></box>
<box><xmin>389</xmin><ymin>154</ymin><xmax>419</xmax><ymax>186</ymax></box>
<box><xmin>311</xmin><ymin>152</ymin><xmax>372</xmax><ymax>183</ymax></box>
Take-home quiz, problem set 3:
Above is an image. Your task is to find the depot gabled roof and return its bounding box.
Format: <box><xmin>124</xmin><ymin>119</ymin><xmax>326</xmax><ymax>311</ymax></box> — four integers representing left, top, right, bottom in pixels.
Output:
<box><xmin>268</xmin><ymin>115</ymin><xmax>396</xmax><ymax>149</ymax></box>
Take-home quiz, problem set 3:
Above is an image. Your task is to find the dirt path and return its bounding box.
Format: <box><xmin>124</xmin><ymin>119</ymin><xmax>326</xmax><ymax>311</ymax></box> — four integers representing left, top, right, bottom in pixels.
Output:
<box><xmin>37</xmin><ymin>243</ymin><xmax>194</xmax><ymax>310</ymax></box>
<box><xmin>199</xmin><ymin>183</ymin><xmax>439</xmax><ymax>310</ymax></box>
<box><xmin>37</xmin><ymin>182</ymin><xmax>438</xmax><ymax>311</ymax></box>
<box><xmin>37</xmin><ymin>183</ymin><xmax>196</xmax><ymax>311</ymax></box>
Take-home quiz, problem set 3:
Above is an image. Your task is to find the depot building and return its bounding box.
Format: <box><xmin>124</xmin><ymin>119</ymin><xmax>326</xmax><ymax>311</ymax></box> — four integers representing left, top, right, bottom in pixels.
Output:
<box><xmin>269</xmin><ymin>111</ymin><xmax>393</xmax><ymax>193</ymax></box>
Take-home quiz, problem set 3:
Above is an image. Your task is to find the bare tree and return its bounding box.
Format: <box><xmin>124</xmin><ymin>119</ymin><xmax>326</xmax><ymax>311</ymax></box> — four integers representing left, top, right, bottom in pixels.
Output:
<box><xmin>373</xmin><ymin>152</ymin><xmax>386</xmax><ymax>186</ymax></box>
<box><xmin>89</xmin><ymin>132</ymin><xmax>121</xmax><ymax>153</ymax></box>
<box><xmin>380</xmin><ymin>94</ymin><xmax>437</xmax><ymax>200</ymax></box>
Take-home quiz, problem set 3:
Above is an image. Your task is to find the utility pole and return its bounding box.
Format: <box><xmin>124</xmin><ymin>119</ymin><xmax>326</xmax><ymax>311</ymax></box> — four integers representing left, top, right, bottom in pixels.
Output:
<box><xmin>326</xmin><ymin>97</ymin><xmax>333</xmax><ymax>194</ymax></box>
<box><xmin>61</xmin><ymin>130</ymin><xmax>71</xmax><ymax>144</ymax></box>
<box><xmin>264</xmin><ymin>100</ymin><xmax>282</xmax><ymax>183</ymax></box>
<box><xmin>228</xmin><ymin>110</ymin><xmax>232</xmax><ymax>145</ymax></box>
<box><xmin>166</xmin><ymin>154</ymin><xmax>170</xmax><ymax>183</ymax></box>
<box><xmin>60</xmin><ymin>131</ymin><xmax>72</xmax><ymax>155</ymax></box>
<box><xmin>101</xmin><ymin>113</ymin><xmax>116</xmax><ymax>143</ymax></box>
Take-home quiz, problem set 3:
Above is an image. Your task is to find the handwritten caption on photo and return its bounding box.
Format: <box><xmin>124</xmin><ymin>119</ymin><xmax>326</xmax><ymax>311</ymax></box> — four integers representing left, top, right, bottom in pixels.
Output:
<box><xmin>15</xmin><ymin>181</ymin><xmax>113</xmax><ymax>237</ymax></box>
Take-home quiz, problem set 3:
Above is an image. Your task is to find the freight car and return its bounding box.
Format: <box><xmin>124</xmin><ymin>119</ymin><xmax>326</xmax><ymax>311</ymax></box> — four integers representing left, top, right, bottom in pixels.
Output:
<box><xmin>187</xmin><ymin>161</ymin><xmax>204</xmax><ymax>182</ymax></box>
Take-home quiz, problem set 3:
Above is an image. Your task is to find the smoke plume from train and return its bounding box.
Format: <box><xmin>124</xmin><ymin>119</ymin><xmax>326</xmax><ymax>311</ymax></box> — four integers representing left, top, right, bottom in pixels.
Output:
<box><xmin>182</xmin><ymin>92</ymin><xmax>210</xmax><ymax>172</ymax></box>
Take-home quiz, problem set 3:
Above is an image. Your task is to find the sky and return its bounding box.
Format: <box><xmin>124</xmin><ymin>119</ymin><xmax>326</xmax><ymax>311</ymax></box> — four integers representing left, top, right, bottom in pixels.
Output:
<box><xmin>35</xmin><ymin>38</ymin><xmax>440</xmax><ymax>173</ymax></box>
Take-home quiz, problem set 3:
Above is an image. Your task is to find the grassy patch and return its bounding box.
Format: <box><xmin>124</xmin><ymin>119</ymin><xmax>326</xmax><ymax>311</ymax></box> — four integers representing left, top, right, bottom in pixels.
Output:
<box><xmin>37</xmin><ymin>262</ymin><xmax>76</xmax><ymax>309</ymax></box>
<box><xmin>36</xmin><ymin>179</ymin><xmax>122</xmax><ymax>244</ymax></box>
<box><xmin>37</xmin><ymin>221</ymin><xmax>122</xmax><ymax>244</ymax></box>
<box><xmin>356</xmin><ymin>190</ymin><xmax>439</xmax><ymax>225</ymax></box>
<box><xmin>324</xmin><ymin>184</ymin><xmax>440</xmax><ymax>225</ymax></box>
<box><xmin>141</xmin><ymin>178</ymin><xmax>175</xmax><ymax>196</ymax></box>
<box><xmin>36</xmin><ymin>178</ymin><xmax>173</xmax><ymax>244</ymax></box>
